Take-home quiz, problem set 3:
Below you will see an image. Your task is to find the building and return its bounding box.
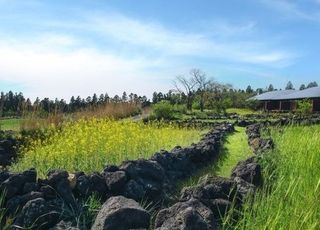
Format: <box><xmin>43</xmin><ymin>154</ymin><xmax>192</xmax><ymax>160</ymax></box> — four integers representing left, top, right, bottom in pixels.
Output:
<box><xmin>249</xmin><ymin>87</ymin><xmax>320</xmax><ymax>112</ymax></box>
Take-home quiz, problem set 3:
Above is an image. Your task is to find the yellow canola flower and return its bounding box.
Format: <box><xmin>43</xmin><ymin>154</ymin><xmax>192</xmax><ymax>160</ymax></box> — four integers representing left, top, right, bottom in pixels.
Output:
<box><xmin>11</xmin><ymin>118</ymin><xmax>202</xmax><ymax>177</ymax></box>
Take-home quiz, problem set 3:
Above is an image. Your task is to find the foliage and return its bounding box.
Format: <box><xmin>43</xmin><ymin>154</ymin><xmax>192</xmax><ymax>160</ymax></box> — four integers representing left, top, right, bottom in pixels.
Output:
<box><xmin>11</xmin><ymin>119</ymin><xmax>201</xmax><ymax>177</ymax></box>
<box><xmin>297</xmin><ymin>99</ymin><xmax>313</xmax><ymax>115</ymax></box>
<box><xmin>224</xmin><ymin>125</ymin><xmax>320</xmax><ymax>229</ymax></box>
<box><xmin>61</xmin><ymin>194</ymin><xmax>102</xmax><ymax>229</ymax></box>
<box><xmin>152</xmin><ymin>101</ymin><xmax>175</xmax><ymax>120</ymax></box>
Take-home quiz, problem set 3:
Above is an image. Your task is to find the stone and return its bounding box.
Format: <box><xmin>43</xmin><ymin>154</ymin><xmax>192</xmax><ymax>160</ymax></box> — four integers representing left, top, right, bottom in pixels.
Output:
<box><xmin>120</xmin><ymin>159</ymin><xmax>165</xmax><ymax>182</ymax></box>
<box><xmin>50</xmin><ymin>221</ymin><xmax>79</xmax><ymax>230</ymax></box>
<box><xmin>124</xmin><ymin>179</ymin><xmax>144</xmax><ymax>201</ymax></box>
<box><xmin>89</xmin><ymin>173</ymin><xmax>108</xmax><ymax>197</ymax></box>
<box><xmin>231</xmin><ymin>158</ymin><xmax>263</xmax><ymax>187</ymax></box>
<box><xmin>91</xmin><ymin>196</ymin><xmax>150</xmax><ymax>230</ymax></box>
<box><xmin>105</xmin><ymin>171</ymin><xmax>127</xmax><ymax>193</ymax></box>
<box><xmin>13</xmin><ymin>198</ymin><xmax>60</xmax><ymax>229</ymax></box>
<box><xmin>6</xmin><ymin>192</ymin><xmax>44</xmax><ymax>215</ymax></box>
<box><xmin>47</xmin><ymin>170</ymin><xmax>77</xmax><ymax>208</ymax></box>
<box><xmin>180</xmin><ymin>176</ymin><xmax>237</xmax><ymax>202</ymax></box>
<box><xmin>155</xmin><ymin>198</ymin><xmax>217</xmax><ymax>230</ymax></box>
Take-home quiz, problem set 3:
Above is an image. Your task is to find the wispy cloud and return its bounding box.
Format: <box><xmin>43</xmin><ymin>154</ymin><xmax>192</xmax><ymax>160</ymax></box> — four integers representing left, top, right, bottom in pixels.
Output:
<box><xmin>259</xmin><ymin>0</ymin><xmax>320</xmax><ymax>22</ymax></box>
<box><xmin>86</xmin><ymin>13</ymin><xmax>295</xmax><ymax>66</ymax></box>
<box><xmin>0</xmin><ymin>8</ymin><xmax>297</xmax><ymax>99</ymax></box>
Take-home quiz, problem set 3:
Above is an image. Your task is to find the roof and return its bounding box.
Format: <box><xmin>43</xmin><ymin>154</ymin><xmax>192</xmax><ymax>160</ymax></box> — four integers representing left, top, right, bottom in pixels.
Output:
<box><xmin>250</xmin><ymin>90</ymin><xmax>298</xmax><ymax>101</ymax></box>
<box><xmin>250</xmin><ymin>87</ymin><xmax>320</xmax><ymax>101</ymax></box>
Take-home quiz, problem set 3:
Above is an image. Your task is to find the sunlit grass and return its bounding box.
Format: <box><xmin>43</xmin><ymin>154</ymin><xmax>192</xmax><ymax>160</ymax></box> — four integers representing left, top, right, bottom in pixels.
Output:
<box><xmin>226</xmin><ymin>108</ymin><xmax>259</xmax><ymax>115</ymax></box>
<box><xmin>11</xmin><ymin>118</ymin><xmax>203</xmax><ymax>177</ymax></box>
<box><xmin>224</xmin><ymin>125</ymin><xmax>320</xmax><ymax>230</ymax></box>
<box><xmin>0</xmin><ymin>118</ymin><xmax>23</xmax><ymax>131</ymax></box>
<box><xmin>181</xmin><ymin>126</ymin><xmax>252</xmax><ymax>188</ymax></box>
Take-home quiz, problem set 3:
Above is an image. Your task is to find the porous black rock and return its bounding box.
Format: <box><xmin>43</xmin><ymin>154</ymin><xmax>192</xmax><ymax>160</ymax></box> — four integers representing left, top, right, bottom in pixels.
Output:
<box><xmin>91</xmin><ymin>196</ymin><xmax>150</xmax><ymax>230</ymax></box>
<box><xmin>155</xmin><ymin>198</ymin><xmax>217</xmax><ymax>230</ymax></box>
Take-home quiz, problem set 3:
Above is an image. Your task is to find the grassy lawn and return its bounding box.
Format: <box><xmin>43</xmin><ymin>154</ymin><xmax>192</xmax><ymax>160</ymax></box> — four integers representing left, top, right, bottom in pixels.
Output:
<box><xmin>226</xmin><ymin>108</ymin><xmax>259</xmax><ymax>115</ymax></box>
<box><xmin>0</xmin><ymin>118</ymin><xmax>23</xmax><ymax>131</ymax></box>
<box><xmin>11</xmin><ymin>118</ymin><xmax>203</xmax><ymax>177</ymax></box>
<box><xmin>181</xmin><ymin>126</ymin><xmax>252</xmax><ymax>187</ymax></box>
<box><xmin>227</xmin><ymin>125</ymin><xmax>320</xmax><ymax>230</ymax></box>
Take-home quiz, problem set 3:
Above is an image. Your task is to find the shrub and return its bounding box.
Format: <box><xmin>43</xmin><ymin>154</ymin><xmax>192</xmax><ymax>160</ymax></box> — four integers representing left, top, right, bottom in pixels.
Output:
<box><xmin>297</xmin><ymin>99</ymin><xmax>312</xmax><ymax>115</ymax></box>
<box><xmin>152</xmin><ymin>101</ymin><xmax>175</xmax><ymax>120</ymax></box>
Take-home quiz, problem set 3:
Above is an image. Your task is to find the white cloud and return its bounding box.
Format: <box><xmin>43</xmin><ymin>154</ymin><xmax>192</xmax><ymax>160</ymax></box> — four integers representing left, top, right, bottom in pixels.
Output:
<box><xmin>0</xmin><ymin>42</ymin><xmax>171</xmax><ymax>100</ymax></box>
<box><xmin>0</xmin><ymin>11</ymin><xmax>297</xmax><ymax>99</ymax></box>
<box><xmin>259</xmin><ymin>0</ymin><xmax>320</xmax><ymax>21</ymax></box>
<box><xmin>87</xmin><ymin>13</ymin><xmax>294</xmax><ymax>65</ymax></box>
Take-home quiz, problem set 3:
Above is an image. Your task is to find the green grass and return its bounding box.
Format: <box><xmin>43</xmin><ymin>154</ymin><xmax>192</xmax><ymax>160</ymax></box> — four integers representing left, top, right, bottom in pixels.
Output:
<box><xmin>226</xmin><ymin>108</ymin><xmax>259</xmax><ymax>115</ymax></box>
<box><xmin>226</xmin><ymin>125</ymin><xmax>320</xmax><ymax>230</ymax></box>
<box><xmin>0</xmin><ymin>118</ymin><xmax>23</xmax><ymax>131</ymax></box>
<box><xmin>181</xmin><ymin>126</ymin><xmax>252</xmax><ymax>187</ymax></box>
<box><xmin>11</xmin><ymin>118</ymin><xmax>203</xmax><ymax>177</ymax></box>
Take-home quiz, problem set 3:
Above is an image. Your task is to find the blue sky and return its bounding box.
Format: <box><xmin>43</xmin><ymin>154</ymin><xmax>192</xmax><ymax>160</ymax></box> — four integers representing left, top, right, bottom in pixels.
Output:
<box><xmin>0</xmin><ymin>0</ymin><xmax>319</xmax><ymax>100</ymax></box>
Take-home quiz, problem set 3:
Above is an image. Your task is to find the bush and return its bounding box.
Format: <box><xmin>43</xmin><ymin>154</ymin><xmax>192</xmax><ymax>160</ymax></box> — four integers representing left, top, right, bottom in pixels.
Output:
<box><xmin>297</xmin><ymin>99</ymin><xmax>312</xmax><ymax>115</ymax></box>
<box><xmin>152</xmin><ymin>101</ymin><xmax>175</xmax><ymax>120</ymax></box>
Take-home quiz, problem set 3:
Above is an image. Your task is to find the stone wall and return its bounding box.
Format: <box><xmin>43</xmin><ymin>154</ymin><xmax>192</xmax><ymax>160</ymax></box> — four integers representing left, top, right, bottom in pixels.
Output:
<box><xmin>0</xmin><ymin>123</ymin><xmax>234</xmax><ymax>229</ymax></box>
<box><xmin>153</xmin><ymin>123</ymin><xmax>274</xmax><ymax>230</ymax></box>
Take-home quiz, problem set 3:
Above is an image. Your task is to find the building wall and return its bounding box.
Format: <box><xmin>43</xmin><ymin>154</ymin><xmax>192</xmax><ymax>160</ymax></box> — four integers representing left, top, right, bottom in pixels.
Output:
<box><xmin>313</xmin><ymin>98</ymin><xmax>320</xmax><ymax>112</ymax></box>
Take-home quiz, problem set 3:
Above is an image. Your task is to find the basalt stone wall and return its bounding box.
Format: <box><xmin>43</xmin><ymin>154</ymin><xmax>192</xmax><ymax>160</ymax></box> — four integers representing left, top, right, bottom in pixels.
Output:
<box><xmin>0</xmin><ymin>131</ymin><xmax>18</xmax><ymax>166</ymax></box>
<box><xmin>0</xmin><ymin>123</ymin><xmax>234</xmax><ymax>230</ymax></box>
<box><xmin>154</xmin><ymin>123</ymin><xmax>274</xmax><ymax>230</ymax></box>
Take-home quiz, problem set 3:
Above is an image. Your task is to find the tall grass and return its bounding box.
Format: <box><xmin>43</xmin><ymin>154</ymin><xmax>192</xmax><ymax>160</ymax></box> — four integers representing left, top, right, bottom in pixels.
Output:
<box><xmin>11</xmin><ymin>119</ymin><xmax>202</xmax><ymax>177</ymax></box>
<box><xmin>225</xmin><ymin>125</ymin><xmax>320</xmax><ymax>230</ymax></box>
<box><xmin>73</xmin><ymin>102</ymin><xmax>141</xmax><ymax>120</ymax></box>
<box><xmin>20</xmin><ymin>102</ymin><xmax>142</xmax><ymax>130</ymax></box>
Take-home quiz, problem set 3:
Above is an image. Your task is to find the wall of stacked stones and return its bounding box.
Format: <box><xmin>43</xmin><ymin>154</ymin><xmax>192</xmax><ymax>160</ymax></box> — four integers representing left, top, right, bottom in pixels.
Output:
<box><xmin>152</xmin><ymin>123</ymin><xmax>274</xmax><ymax>230</ymax></box>
<box><xmin>0</xmin><ymin>123</ymin><xmax>234</xmax><ymax>229</ymax></box>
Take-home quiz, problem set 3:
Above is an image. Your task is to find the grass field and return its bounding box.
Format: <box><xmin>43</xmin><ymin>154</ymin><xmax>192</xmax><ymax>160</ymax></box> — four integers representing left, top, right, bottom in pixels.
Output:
<box><xmin>0</xmin><ymin>118</ymin><xmax>23</xmax><ymax>131</ymax></box>
<box><xmin>225</xmin><ymin>125</ymin><xmax>320</xmax><ymax>230</ymax></box>
<box><xmin>182</xmin><ymin>126</ymin><xmax>252</xmax><ymax>187</ymax></box>
<box><xmin>11</xmin><ymin>118</ymin><xmax>203</xmax><ymax>177</ymax></box>
<box><xmin>226</xmin><ymin>108</ymin><xmax>259</xmax><ymax>115</ymax></box>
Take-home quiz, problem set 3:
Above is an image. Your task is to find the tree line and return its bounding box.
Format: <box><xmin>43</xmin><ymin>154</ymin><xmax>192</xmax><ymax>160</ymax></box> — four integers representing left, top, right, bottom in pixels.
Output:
<box><xmin>0</xmin><ymin>91</ymin><xmax>150</xmax><ymax>117</ymax></box>
<box><xmin>152</xmin><ymin>69</ymin><xmax>319</xmax><ymax>113</ymax></box>
<box><xmin>1</xmin><ymin>70</ymin><xmax>318</xmax><ymax>117</ymax></box>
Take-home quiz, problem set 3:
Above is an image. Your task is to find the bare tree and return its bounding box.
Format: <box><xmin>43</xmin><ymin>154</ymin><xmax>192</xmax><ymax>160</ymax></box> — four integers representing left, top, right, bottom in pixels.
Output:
<box><xmin>173</xmin><ymin>75</ymin><xmax>197</xmax><ymax>111</ymax></box>
<box><xmin>190</xmin><ymin>68</ymin><xmax>212</xmax><ymax>112</ymax></box>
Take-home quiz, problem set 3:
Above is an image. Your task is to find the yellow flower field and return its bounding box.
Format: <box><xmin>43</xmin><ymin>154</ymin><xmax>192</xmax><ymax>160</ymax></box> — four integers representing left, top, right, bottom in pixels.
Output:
<box><xmin>11</xmin><ymin>119</ymin><xmax>202</xmax><ymax>177</ymax></box>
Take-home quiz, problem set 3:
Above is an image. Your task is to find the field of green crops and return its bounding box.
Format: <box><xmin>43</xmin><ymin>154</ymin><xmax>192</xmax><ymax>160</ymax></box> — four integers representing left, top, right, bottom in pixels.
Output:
<box><xmin>225</xmin><ymin>125</ymin><xmax>320</xmax><ymax>230</ymax></box>
<box><xmin>11</xmin><ymin>118</ymin><xmax>203</xmax><ymax>177</ymax></box>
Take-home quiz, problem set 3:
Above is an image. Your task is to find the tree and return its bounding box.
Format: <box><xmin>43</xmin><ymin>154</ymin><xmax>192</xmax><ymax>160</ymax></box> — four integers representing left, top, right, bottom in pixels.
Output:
<box><xmin>285</xmin><ymin>81</ymin><xmax>294</xmax><ymax>90</ymax></box>
<box><xmin>307</xmin><ymin>81</ymin><xmax>318</xmax><ymax>88</ymax></box>
<box><xmin>152</xmin><ymin>92</ymin><xmax>159</xmax><ymax>104</ymax></box>
<box><xmin>300</xmin><ymin>84</ymin><xmax>306</xmax><ymax>90</ymax></box>
<box><xmin>173</xmin><ymin>74</ymin><xmax>197</xmax><ymax>111</ymax></box>
<box><xmin>122</xmin><ymin>91</ymin><xmax>128</xmax><ymax>102</ymax></box>
<box><xmin>98</xmin><ymin>94</ymin><xmax>105</xmax><ymax>104</ymax></box>
<box><xmin>256</xmin><ymin>88</ymin><xmax>264</xmax><ymax>94</ymax></box>
<box><xmin>268</xmin><ymin>84</ymin><xmax>274</xmax><ymax>92</ymax></box>
<box><xmin>190</xmin><ymin>68</ymin><xmax>211</xmax><ymax>112</ymax></box>
<box><xmin>246</xmin><ymin>85</ymin><xmax>253</xmax><ymax>94</ymax></box>
<box><xmin>92</xmin><ymin>93</ymin><xmax>98</xmax><ymax>105</ymax></box>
